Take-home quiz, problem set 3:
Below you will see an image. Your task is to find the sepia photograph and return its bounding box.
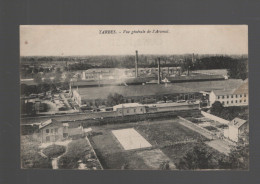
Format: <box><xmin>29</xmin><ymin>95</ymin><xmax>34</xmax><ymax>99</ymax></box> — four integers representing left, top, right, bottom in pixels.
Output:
<box><xmin>20</xmin><ymin>25</ymin><xmax>249</xmax><ymax>170</ymax></box>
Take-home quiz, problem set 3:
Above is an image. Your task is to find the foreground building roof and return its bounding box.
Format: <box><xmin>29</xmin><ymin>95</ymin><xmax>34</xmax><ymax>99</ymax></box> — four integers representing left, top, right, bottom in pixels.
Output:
<box><xmin>229</xmin><ymin>117</ymin><xmax>247</xmax><ymax>128</ymax></box>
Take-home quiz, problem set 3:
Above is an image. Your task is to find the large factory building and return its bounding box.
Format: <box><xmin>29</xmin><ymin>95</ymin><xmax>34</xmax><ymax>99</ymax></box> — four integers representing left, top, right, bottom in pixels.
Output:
<box><xmin>71</xmin><ymin>84</ymin><xmax>199</xmax><ymax>107</ymax></box>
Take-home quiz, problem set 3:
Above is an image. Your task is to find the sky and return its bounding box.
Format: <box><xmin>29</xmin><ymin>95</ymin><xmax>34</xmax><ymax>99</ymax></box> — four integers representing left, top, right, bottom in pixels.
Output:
<box><xmin>20</xmin><ymin>25</ymin><xmax>248</xmax><ymax>56</ymax></box>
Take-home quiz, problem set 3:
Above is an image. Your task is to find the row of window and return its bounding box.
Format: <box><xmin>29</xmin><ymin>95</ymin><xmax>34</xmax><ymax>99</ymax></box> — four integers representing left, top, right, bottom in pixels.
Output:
<box><xmin>119</xmin><ymin>108</ymin><xmax>143</xmax><ymax>113</ymax></box>
<box><xmin>45</xmin><ymin>128</ymin><xmax>58</xmax><ymax>134</ymax></box>
<box><xmin>218</xmin><ymin>94</ymin><xmax>247</xmax><ymax>99</ymax></box>
<box><xmin>45</xmin><ymin>135</ymin><xmax>59</xmax><ymax>142</ymax></box>
<box><xmin>221</xmin><ymin>99</ymin><xmax>247</xmax><ymax>105</ymax></box>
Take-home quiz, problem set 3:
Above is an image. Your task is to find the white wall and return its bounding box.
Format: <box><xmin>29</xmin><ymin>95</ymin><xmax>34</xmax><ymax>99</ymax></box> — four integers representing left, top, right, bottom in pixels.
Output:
<box><xmin>209</xmin><ymin>91</ymin><xmax>217</xmax><ymax>106</ymax></box>
<box><xmin>201</xmin><ymin>111</ymin><xmax>229</xmax><ymax>124</ymax></box>
<box><xmin>228</xmin><ymin>126</ymin><xmax>239</xmax><ymax>142</ymax></box>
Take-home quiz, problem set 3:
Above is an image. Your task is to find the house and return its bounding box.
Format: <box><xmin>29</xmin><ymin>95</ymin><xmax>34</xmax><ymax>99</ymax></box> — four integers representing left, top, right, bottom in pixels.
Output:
<box><xmin>224</xmin><ymin>118</ymin><xmax>249</xmax><ymax>142</ymax></box>
<box><xmin>38</xmin><ymin>119</ymin><xmax>84</xmax><ymax>143</ymax></box>
<box><xmin>113</xmin><ymin>103</ymin><xmax>147</xmax><ymax>116</ymax></box>
<box><xmin>208</xmin><ymin>79</ymin><xmax>248</xmax><ymax>107</ymax></box>
<box><xmin>39</xmin><ymin>119</ymin><xmax>67</xmax><ymax>143</ymax></box>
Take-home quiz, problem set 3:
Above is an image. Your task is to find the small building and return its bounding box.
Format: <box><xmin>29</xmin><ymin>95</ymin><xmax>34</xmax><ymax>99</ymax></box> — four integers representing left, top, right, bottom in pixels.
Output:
<box><xmin>38</xmin><ymin>119</ymin><xmax>83</xmax><ymax>143</ymax></box>
<box><xmin>224</xmin><ymin>118</ymin><xmax>249</xmax><ymax>142</ymax></box>
<box><xmin>39</xmin><ymin>119</ymin><xmax>67</xmax><ymax>143</ymax></box>
<box><xmin>113</xmin><ymin>103</ymin><xmax>147</xmax><ymax>116</ymax></box>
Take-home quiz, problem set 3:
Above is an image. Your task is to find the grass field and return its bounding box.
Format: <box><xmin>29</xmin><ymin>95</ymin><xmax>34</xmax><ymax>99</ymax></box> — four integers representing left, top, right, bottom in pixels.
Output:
<box><xmin>88</xmin><ymin>118</ymin><xmax>214</xmax><ymax>169</ymax></box>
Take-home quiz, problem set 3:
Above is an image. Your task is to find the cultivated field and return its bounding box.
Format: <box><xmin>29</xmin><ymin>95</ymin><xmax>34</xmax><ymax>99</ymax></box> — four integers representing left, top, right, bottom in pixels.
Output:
<box><xmin>88</xmin><ymin>118</ymin><xmax>219</xmax><ymax>170</ymax></box>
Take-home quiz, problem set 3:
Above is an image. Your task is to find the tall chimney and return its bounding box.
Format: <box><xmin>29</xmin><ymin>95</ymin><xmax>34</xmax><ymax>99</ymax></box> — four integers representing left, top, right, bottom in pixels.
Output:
<box><xmin>135</xmin><ymin>50</ymin><xmax>138</xmax><ymax>78</ymax></box>
<box><xmin>158</xmin><ymin>58</ymin><xmax>161</xmax><ymax>84</ymax></box>
<box><xmin>192</xmin><ymin>53</ymin><xmax>195</xmax><ymax>63</ymax></box>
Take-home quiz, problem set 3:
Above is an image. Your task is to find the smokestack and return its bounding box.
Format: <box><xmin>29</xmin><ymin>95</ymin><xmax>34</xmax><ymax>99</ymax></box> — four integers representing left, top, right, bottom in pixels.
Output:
<box><xmin>135</xmin><ymin>50</ymin><xmax>138</xmax><ymax>78</ymax></box>
<box><xmin>158</xmin><ymin>58</ymin><xmax>161</xmax><ymax>84</ymax></box>
<box><xmin>192</xmin><ymin>53</ymin><xmax>194</xmax><ymax>63</ymax></box>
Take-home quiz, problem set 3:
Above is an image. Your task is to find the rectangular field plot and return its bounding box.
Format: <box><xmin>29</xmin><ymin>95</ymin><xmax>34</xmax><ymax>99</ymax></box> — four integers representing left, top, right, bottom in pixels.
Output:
<box><xmin>112</xmin><ymin>128</ymin><xmax>152</xmax><ymax>150</ymax></box>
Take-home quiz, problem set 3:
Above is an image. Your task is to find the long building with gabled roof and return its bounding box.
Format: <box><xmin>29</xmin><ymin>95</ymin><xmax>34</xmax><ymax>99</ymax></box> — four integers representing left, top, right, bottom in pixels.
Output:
<box><xmin>208</xmin><ymin>79</ymin><xmax>248</xmax><ymax>107</ymax></box>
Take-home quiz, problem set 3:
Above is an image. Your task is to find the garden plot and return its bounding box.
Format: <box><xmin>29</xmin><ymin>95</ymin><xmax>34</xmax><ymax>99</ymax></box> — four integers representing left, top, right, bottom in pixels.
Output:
<box><xmin>137</xmin><ymin>149</ymin><xmax>176</xmax><ymax>170</ymax></box>
<box><xmin>112</xmin><ymin>128</ymin><xmax>152</xmax><ymax>150</ymax></box>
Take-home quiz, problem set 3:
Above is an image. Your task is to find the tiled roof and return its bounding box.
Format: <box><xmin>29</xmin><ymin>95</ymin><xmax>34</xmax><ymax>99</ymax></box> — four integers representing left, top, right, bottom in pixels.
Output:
<box><xmin>213</xmin><ymin>89</ymin><xmax>236</xmax><ymax>96</ymax></box>
<box><xmin>76</xmin><ymin>84</ymin><xmax>195</xmax><ymax>100</ymax></box>
<box><xmin>233</xmin><ymin>80</ymin><xmax>248</xmax><ymax>95</ymax></box>
<box><xmin>212</xmin><ymin>79</ymin><xmax>248</xmax><ymax>96</ymax></box>
<box><xmin>230</xmin><ymin>117</ymin><xmax>247</xmax><ymax>128</ymax></box>
<box><xmin>39</xmin><ymin>119</ymin><xmax>60</xmax><ymax>129</ymax></box>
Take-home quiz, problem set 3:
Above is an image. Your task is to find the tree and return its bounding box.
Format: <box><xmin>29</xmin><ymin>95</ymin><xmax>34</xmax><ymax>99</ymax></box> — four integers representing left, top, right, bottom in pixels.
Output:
<box><xmin>210</xmin><ymin>101</ymin><xmax>224</xmax><ymax>116</ymax></box>
<box><xmin>159</xmin><ymin>161</ymin><xmax>170</xmax><ymax>170</ymax></box>
<box><xmin>176</xmin><ymin>145</ymin><xmax>215</xmax><ymax>170</ymax></box>
<box><xmin>228</xmin><ymin>60</ymin><xmax>248</xmax><ymax>80</ymax></box>
<box><xmin>218</xmin><ymin>144</ymin><xmax>249</xmax><ymax>170</ymax></box>
<box><xmin>107</xmin><ymin>93</ymin><xmax>124</xmax><ymax>107</ymax></box>
<box><xmin>25</xmin><ymin>102</ymin><xmax>36</xmax><ymax>115</ymax></box>
<box><xmin>33</xmin><ymin>73</ymin><xmax>42</xmax><ymax>84</ymax></box>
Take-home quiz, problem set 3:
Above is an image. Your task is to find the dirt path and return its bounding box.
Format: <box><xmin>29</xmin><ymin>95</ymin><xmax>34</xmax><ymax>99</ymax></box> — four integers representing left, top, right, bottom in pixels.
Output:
<box><xmin>178</xmin><ymin>117</ymin><xmax>215</xmax><ymax>140</ymax></box>
<box><xmin>52</xmin><ymin>158</ymin><xmax>59</xmax><ymax>169</ymax></box>
<box><xmin>39</xmin><ymin>140</ymin><xmax>72</xmax><ymax>169</ymax></box>
<box><xmin>205</xmin><ymin>140</ymin><xmax>232</xmax><ymax>155</ymax></box>
<box><xmin>51</xmin><ymin>150</ymin><xmax>67</xmax><ymax>169</ymax></box>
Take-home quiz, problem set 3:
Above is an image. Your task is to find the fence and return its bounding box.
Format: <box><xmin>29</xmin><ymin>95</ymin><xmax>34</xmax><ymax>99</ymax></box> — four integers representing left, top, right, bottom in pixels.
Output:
<box><xmin>201</xmin><ymin>111</ymin><xmax>229</xmax><ymax>124</ymax></box>
<box><xmin>85</xmin><ymin>136</ymin><xmax>103</xmax><ymax>170</ymax></box>
<box><xmin>178</xmin><ymin>116</ymin><xmax>217</xmax><ymax>140</ymax></box>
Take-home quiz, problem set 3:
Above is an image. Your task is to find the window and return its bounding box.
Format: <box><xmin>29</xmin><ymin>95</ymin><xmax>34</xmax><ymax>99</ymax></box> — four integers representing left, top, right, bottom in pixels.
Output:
<box><xmin>134</xmin><ymin>109</ymin><xmax>136</xmax><ymax>113</ymax></box>
<box><xmin>55</xmin><ymin>128</ymin><xmax>58</xmax><ymax>133</ymax></box>
<box><xmin>218</xmin><ymin>96</ymin><xmax>220</xmax><ymax>99</ymax></box>
<box><xmin>231</xmin><ymin>95</ymin><xmax>233</xmax><ymax>98</ymax></box>
<box><xmin>140</xmin><ymin>108</ymin><xmax>143</xmax><ymax>112</ymax></box>
<box><xmin>244</xmin><ymin>100</ymin><xmax>246</xmax><ymax>103</ymax></box>
<box><xmin>222</xmin><ymin>96</ymin><xmax>224</xmax><ymax>99</ymax></box>
<box><xmin>227</xmin><ymin>101</ymin><xmax>229</xmax><ymax>104</ymax></box>
<box><xmin>46</xmin><ymin>129</ymin><xmax>49</xmax><ymax>133</ymax></box>
<box><xmin>127</xmin><ymin>109</ymin><xmax>129</xmax><ymax>113</ymax></box>
<box><xmin>227</xmin><ymin>95</ymin><xmax>229</xmax><ymax>99</ymax></box>
<box><xmin>244</xmin><ymin>94</ymin><xmax>246</xmax><ymax>97</ymax></box>
<box><xmin>240</xmin><ymin>100</ymin><xmax>242</xmax><ymax>103</ymax></box>
<box><xmin>231</xmin><ymin>101</ymin><xmax>233</xmax><ymax>103</ymax></box>
<box><xmin>236</xmin><ymin>95</ymin><xmax>238</xmax><ymax>98</ymax></box>
<box><xmin>222</xmin><ymin>102</ymin><xmax>225</xmax><ymax>105</ymax></box>
<box><xmin>51</xmin><ymin>129</ymin><xmax>53</xmax><ymax>133</ymax></box>
<box><xmin>46</xmin><ymin>136</ymin><xmax>50</xmax><ymax>142</ymax></box>
<box><xmin>236</xmin><ymin>100</ymin><xmax>237</xmax><ymax>103</ymax></box>
<box><xmin>240</xmin><ymin>95</ymin><xmax>242</xmax><ymax>97</ymax></box>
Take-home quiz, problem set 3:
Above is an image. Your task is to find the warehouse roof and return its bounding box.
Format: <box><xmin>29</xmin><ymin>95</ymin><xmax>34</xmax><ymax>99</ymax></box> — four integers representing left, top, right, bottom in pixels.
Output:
<box><xmin>73</xmin><ymin>79</ymin><xmax>245</xmax><ymax>100</ymax></box>
<box><xmin>75</xmin><ymin>84</ymin><xmax>195</xmax><ymax>100</ymax></box>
